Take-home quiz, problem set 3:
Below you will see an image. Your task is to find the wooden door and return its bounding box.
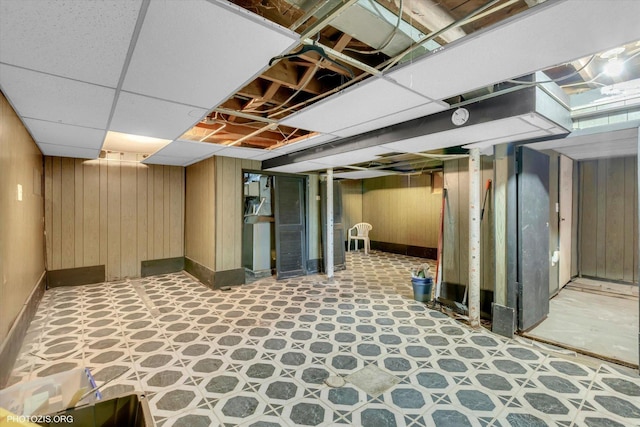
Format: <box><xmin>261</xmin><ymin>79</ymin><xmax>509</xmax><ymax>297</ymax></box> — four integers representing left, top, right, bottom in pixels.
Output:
<box><xmin>274</xmin><ymin>175</ymin><xmax>307</xmax><ymax>279</ymax></box>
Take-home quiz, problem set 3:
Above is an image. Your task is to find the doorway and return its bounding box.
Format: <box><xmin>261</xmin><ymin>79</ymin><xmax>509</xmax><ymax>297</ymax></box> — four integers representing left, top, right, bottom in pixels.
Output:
<box><xmin>242</xmin><ymin>172</ymin><xmax>309</xmax><ymax>280</ymax></box>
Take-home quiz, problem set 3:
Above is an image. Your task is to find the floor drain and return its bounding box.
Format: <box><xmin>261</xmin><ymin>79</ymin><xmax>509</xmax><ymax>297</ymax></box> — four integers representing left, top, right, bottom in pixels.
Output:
<box><xmin>325</xmin><ymin>376</ymin><xmax>346</xmax><ymax>388</ymax></box>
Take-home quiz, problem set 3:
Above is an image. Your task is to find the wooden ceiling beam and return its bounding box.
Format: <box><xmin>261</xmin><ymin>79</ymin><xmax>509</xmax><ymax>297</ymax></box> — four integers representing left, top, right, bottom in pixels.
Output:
<box><xmin>262</xmin><ymin>60</ymin><xmax>323</xmax><ymax>94</ymax></box>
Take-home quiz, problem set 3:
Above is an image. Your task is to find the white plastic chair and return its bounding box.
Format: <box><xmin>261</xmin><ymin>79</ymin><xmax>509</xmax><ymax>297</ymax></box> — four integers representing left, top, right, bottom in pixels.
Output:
<box><xmin>347</xmin><ymin>223</ymin><xmax>372</xmax><ymax>254</ymax></box>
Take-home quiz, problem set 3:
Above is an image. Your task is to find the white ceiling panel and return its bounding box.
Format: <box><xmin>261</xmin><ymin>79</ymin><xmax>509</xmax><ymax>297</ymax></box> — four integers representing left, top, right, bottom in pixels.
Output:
<box><xmin>213</xmin><ymin>146</ymin><xmax>269</xmax><ymax>159</ymax></box>
<box><xmin>110</xmin><ymin>92</ymin><xmax>208</xmax><ymax>140</ymax></box>
<box><xmin>142</xmin><ymin>155</ymin><xmax>190</xmax><ymax>167</ymax></box>
<box><xmin>281</xmin><ymin>77</ymin><xmax>433</xmax><ymax>133</ymax></box>
<box><xmin>264</xmin><ymin>161</ymin><xmax>331</xmax><ymax>173</ymax></box>
<box><xmin>247</xmin><ymin>151</ymin><xmax>283</xmax><ymax>161</ymax></box>
<box><xmin>37</xmin><ymin>143</ymin><xmax>100</xmax><ymax>159</ymax></box>
<box><xmin>0</xmin><ymin>0</ymin><xmax>141</xmax><ymax>87</ymax></box>
<box><xmin>153</xmin><ymin>139</ymin><xmax>226</xmax><ymax>158</ymax></box>
<box><xmin>0</xmin><ymin>64</ymin><xmax>115</xmax><ymax>129</ymax></box>
<box><xmin>334</xmin><ymin>170</ymin><xmax>398</xmax><ymax>180</ymax></box>
<box><xmin>333</xmin><ymin>102</ymin><xmax>448</xmax><ymax>137</ymax></box>
<box><xmin>387</xmin><ymin>0</ymin><xmax>640</xmax><ymax>101</ymax></box>
<box><xmin>122</xmin><ymin>0</ymin><xmax>297</xmax><ymax>108</ymax></box>
<box><xmin>310</xmin><ymin>146</ymin><xmax>395</xmax><ymax>167</ymax></box>
<box><xmin>23</xmin><ymin>119</ymin><xmax>105</xmax><ymax>149</ymax></box>
<box><xmin>382</xmin><ymin>117</ymin><xmax>538</xmax><ymax>153</ymax></box>
<box><xmin>272</xmin><ymin>134</ymin><xmax>338</xmax><ymax>154</ymax></box>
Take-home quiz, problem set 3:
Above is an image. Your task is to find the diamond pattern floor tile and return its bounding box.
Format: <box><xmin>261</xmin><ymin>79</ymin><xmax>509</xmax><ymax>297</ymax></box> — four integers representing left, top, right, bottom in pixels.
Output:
<box><xmin>6</xmin><ymin>251</ymin><xmax>640</xmax><ymax>426</ymax></box>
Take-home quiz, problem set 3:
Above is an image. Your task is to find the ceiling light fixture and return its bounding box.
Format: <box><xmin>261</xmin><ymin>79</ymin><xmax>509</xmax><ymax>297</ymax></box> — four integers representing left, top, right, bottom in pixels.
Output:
<box><xmin>604</xmin><ymin>57</ymin><xmax>624</xmax><ymax>77</ymax></box>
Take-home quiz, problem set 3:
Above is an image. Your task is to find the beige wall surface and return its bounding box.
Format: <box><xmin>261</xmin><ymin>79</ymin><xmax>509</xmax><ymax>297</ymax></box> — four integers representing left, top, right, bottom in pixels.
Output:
<box><xmin>579</xmin><ymin>156</ymin><xmax>638</xmax><ymax>283</ymax></box>
<box><xmin>44</xmin><ymin>157</ymin><xmax>184</xmax><ymax>281</ymax></box>
<box><xmin>185</xmin><ymin>156</ymin><xmax>216</xmax><ymax>270</ymax></box>
<box><xmin>443</xmin><ymin>157</ymin><xmax>494</xmax><ymax>290</ymax></box>
<box><xmin>185</xmin><ymin>156</ymin><xmax>260</xmax><ymax>272</ymax></box>
<box><xmin>361</xmin><ymin>174</ymin><xmax>442</xmax><ymax>248</ymax></box>
<box><xmin>0</xmin><ymin>93</ymin><xmax>45</xmax><ymax>342</ymax></box>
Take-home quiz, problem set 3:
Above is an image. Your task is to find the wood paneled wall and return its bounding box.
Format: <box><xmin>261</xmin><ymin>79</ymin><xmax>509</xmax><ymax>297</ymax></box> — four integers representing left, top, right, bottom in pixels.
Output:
<box><xmin>185</xmin><ymin>157</ymin><xmax>216</xmax><ymax>270</ymax></box>
<box><xmin>0</xmin><ymin>92</ymin><xmax>45</xmax><ymax>343</ymax></box>
<box><xmin>341</xmin><ymin>174</ymin><xmax>441</xmax><ymax>248</ymax></box>
<box><xmin>44</xmin><ymin>158</ymin><xmax>184</xmax><ymax>281</ymax></box>
<box><xmin>361</xmin><ymin>174</ymin><xmax>441</xmax><ymax>248</ymax></box>
<box><xmin>185</xmin><ymin>156</ymin><xmax>260</xmax><ymax>272</ymax></box>
<box><xmin>216</xmin><ymin>157</ymin><xmax>260</xmax><ymax>271</ymax></box>
<box><xmin>579</xmin><ymin>157</ymin><xmax>638</xmax><ymax>283</ymax></box>
<box><xmin>443</xmin><ymin>158</ymin><xmax>494</xmax><ymax>290</ymax></box>
<box><xmin>341</xmin><ymin>180</ymin><xmax>363</xmax><ymax>232</ymax></box>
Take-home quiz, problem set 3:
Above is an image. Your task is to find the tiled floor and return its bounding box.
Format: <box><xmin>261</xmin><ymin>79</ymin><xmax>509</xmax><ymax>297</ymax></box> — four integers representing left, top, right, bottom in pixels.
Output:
<box><xmin>8</xmin><ymin>251</ymin><xmax>640</xmax><ymax>426</ymax></box>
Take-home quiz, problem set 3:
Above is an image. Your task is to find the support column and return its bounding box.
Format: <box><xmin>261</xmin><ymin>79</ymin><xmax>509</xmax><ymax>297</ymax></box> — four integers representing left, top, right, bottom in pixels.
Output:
<box><xmin>469</xmin><ymin>148</ymin><xmax>481</xmax><ymax>329</ymax></box>
<box><xmin>326</xmin><ymin>168</ymin><xmax>334</xmax><ymax>279</ymax></box>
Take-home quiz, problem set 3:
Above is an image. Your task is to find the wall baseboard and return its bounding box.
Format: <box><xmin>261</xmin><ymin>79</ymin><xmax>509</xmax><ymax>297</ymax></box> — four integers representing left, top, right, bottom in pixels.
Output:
<box><xmin>214</xmin><ymin>269</ymin><xmax>245</xmax><ymax>288</ymax></box>
<box><xmin>369</xmin><ymin>242</ymin><xmax>437</xmax><ymax>259</ymax></box>
<box><xmin>184</xmin><ymin>257</ymin><xmax>215</xmax><ymax>289</ymax></box>
<box><xmin>0</xmin><ymin>272</ymin><xmax>46</xmax><ymax>388</ymax></box>
<box><xmin>47</xmin><ymin>265</ymin><xmax>105</xmax><ymax>288</ymax></box>
<box><xmin>141</xmin><ymin>257</ymin><xmax>185</xmax><ymax>277</ymax></box>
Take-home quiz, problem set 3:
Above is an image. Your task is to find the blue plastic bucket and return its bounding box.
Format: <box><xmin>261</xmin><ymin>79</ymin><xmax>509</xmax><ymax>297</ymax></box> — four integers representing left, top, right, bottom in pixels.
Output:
<box><xmin>411</xmin><ymin>277</ymin><xmax>433</xmax><ymax>303</ymax></box>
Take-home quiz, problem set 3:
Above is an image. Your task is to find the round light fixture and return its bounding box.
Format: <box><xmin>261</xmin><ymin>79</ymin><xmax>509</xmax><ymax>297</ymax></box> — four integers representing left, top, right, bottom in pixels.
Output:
<box><xmin>451</xmin><ymin>108</ymin><xmax>469</xmax><ymax>126</ymax></box>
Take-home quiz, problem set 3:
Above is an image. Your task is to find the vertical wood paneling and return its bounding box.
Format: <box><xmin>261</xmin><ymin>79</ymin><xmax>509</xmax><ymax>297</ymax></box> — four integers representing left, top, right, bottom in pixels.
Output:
<box><xmin>120</xmin><ymin>164</ymin><xmax>137</xmax><ymax>278</ymax></box>
<box><xmin>99</xmin><ymin>160</ymin><xmax>108</xmax><ymax>268</ymax></box>
<box><xmin>137</xmin><ymin>166</ymin><xmax>148</xmax><ymax>269</ymax></box>
<box><xmin>147</xmin><ymin>166</ymin><xmax>154</xmax><ymax>261</ymax></box>
<box><xmin>74</xmin><ymin>159</ymin><xmax>83</xmax><ymax>267</ymax></box>
<box><xmin>605</xmin><ymin>158</ymin><xmax>625</xmax><ymax>279</ymax></box>
<box><xmin>169</xmin><ymin>166</ymin><xmax>184</xmax><ymax>257</ymax></box>
<box><xmin>595</xmin><ymin>160</ymin><xmax>607</xmax><ymax>276</ymax></box>
<box><xmin>481</xmin><ymin>157</ymin><xmax>495</xmax><ymax>291</ymax></box>
<box><xmin>185</xmin><ymin>157</ymin><xmax>216</xmax><ymax>270</ymax></box>
<box><xmin>107</xmin><ymin>161</ymin><xmax>121</xmax><ymax>281</ymax></box>
<box><xmin>44</xmin><ymin>158</ymin><xmax>184</xmax><ymax>281</ymax></box>
<box><xmin>1</xmin><ymin>92</ymin><xmax>45</xmax><ymax>343</ymax></box>
<box><xmin>579</xmin><ymin>156</ymin><xmax>637</xmax><ymax>283</ymax></box>
<box><xmin>443</xmin><ymin>160</ymin><xmax>460</xmax><ymax>285</ymax></box>
<box><xmin>44</xmin><ymin>157</ymin><xmax>53</xmax><ymax>268</ymax></box>
<box><xmin>153</xmin><ymin>166</ymin><xmax>164</xmax><ymax>259</ymax></box>
<box><xmin>580</xmin><ymin>161</ymin><xmax>597</xmax><ymax>276</ymax></box>
<box><xmin>83</xmin><ymin>161</ymin><xmax>100</xmax><ymax>266</ymax></box>
<box><xmin>60</xmin><ymin>158</ymin><xmax>75</xmax><ymax>269</ymax></box>
<box><xmin>51</xmin><ymin>157</ymin><xmax>62</xmax><ymax>270</ymax></box>
<box><xmin>163</xmin><ymin>166</ymin><xmax>171</xmax><ymax>256</ymax></box>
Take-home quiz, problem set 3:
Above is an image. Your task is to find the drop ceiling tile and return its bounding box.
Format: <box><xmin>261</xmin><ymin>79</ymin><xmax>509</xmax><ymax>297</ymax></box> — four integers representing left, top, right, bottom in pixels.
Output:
<box><xmin>0</xmin><ymin>64</ymin><xmax>115</xmax><ymax>129</ymax></box>
<box><xmin>387</xmin><ymin>0</ymin><xmax>640</xmax><ymax>100</ymax></box>
<box><xmin>272</xmin><ymin>134</ymin><xmax>339</xmax><ymax>154</ymax></box>
<box><xmin>122</xmin><ymin>0</ymin><xmax>297</xmax><ymax>108</ymax></box>
<box><xmin>23</xmin><ymin>119</ymin><xmax>105</xmax><ymax>149</ymax></box>
<box><xmin>213</xmin><ymin>146</ymin><xmax>268</xmax><ymax>159</ymax></box>
<box><xmin>280</xmin><ymin>77</ymin><xmax>433</xmax><ymax>134</ymax></box>
<box><xmin>334</xmin><ymin>170</ymin><xmax>398</xmax><ymax>180</ymax></box>
<box><xmin>382</xmin><ymin>117</ymin><xmax>537</xmax><ymax>153</ymax></box>
<box><xmin>142</xmin><ymin>155</ymin><xmax>190</xmax><ymax>166</ymax></box>
<box><xmin>110</xmin><ymin>92</ymin><xmax>208</xmax><ymax>140</ymax></box>
<box><xmin>333</xmin><ymin>101</ymin><xmax>448</xmax><ymax>137</ymax></box>
<box><xmin>0</xmin><ymin>0</ymin><xmax>141</xmax><ymax>87</ymax></box>
<box><xmin>264</xmin><ymin>161</ymin><xmax>331</xmax><ymax>173</ymax></box>
<box><xmin>309</xmin><ymin>146</ymin><xmax>394</xmax><ymax>167</ymax></box>
<box><xmin>153</xmin><ymin>140</ymin><xmax>226</xmax><ymax>158</ymax></box>
<box><xmin>247</xmin><ymin>151</ymin><xmax>283</xmax><ymax>161</ymax></box>
<box><xmin>37</xmin><ymin>143</ymin><xmax>100</xmax><ymax>159</ymax></box>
